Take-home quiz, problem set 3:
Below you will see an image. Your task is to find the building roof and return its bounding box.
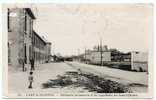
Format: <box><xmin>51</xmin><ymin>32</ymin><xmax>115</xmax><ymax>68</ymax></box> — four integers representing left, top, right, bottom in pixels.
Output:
<box><xmin>41</xmin><ymin>36</ymin><xmax>52</xmax><ymax>44</ymax></box>
<box><xmin>33</xmin><ymin>30</ymin><xmax>46</xmax><ymax>45</ymax></box>
<box><xmin>46</xmin><ymin>42</ymin><xmax>52</xmax><ymax>45</ymax></box>
<box><xmin>25</xmin><ymin>8</ymin><xmax>36</xmax><ymax>19</ymax></box>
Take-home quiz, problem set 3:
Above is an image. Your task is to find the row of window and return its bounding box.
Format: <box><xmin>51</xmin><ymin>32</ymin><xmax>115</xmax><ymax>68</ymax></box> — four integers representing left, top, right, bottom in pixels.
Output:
<box><xmin>7</xmin><ymin>8</ymin><xmax>45</xmax><ymax>50</ymax></box>
<box><xmin>23</xmin><ymin>44</ymin><xmax>48</xmax><ymax>64</ymax></box>
<box><xmin>33</xmin><ymin>51</ymin><xmax>48</xmax><ymax>62</ymax></box>
<box><xmin>8</xmin><ymin>8</ymin><xmax>48</xmax><ymax>64</ymax></box>
<box><xmin>8</xmin><ymin>8</ymin><xmax>33</xmax><ymax>35</ymax></box>
<box><xmin>32</xmin><ymin>33</ymin><xmax>45</xmax><ymax>49</ymax></box>
<box><xmin>24</xmin><ymin>10</ymin><xmax>33</xmax><ymax>37</ymax></box>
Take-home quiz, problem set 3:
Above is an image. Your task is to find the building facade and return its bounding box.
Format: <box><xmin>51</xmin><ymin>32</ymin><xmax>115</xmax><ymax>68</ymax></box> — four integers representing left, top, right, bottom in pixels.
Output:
<box><xmin>84</xmin><ymin>45</ymin><xmax>148</xmax><ymax>71</ymax></box>
<box><xmin>8</xmin><ymin>8</ymin><xmax>51</xmax><ymax>69</ymax></box>
<box><xmin>8</xmin><ymin>8</ymin><xmax>35</xmax><ymax>68</ymax></box>
<box><xmin>32</xmin><ymin>31</ymin><xmax>52</xmax><ymax>64</ymax></box>
<box><xmin>85</xmin><ymin>50</ymin><xmax>111</xmax><ymax>64</ymax></box>
<box><xmin>46</xmin><ymin>42</ymin><xmax>52</xmax><ymax>62</ymax></box>
<box><xmin>131</xmin><ymin>51</ymin><xmax>148</xmax><ymax>72</ymax></box>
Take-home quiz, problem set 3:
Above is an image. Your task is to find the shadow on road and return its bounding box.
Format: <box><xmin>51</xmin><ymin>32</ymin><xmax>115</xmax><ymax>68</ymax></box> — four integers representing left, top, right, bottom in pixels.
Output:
<box><xmin>42</xmin><ymin>71</ymin><xmax>131</xmax><ymax>93</ymax></box>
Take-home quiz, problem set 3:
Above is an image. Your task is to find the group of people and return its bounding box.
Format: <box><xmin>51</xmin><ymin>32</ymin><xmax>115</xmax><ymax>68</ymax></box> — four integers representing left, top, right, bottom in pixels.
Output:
<box><xmin>18</xmin><ymin>58</ymin><xmax>35</xmax><ymax>72</ymax></box>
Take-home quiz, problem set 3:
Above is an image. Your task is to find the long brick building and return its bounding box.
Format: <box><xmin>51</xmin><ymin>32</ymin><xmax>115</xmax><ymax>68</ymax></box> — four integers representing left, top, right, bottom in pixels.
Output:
<box><xmin>8</xmin><ymin>8</ymin><xmax>51</xmax><ymax>69</ymax></box>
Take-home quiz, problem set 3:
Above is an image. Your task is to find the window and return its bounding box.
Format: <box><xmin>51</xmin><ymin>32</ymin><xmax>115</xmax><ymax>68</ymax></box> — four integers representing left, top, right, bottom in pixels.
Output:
<box><xmin>29</xmin><ymin>19</ymin><xmax>32</xmax><ymax>37</ymax></box>
<box><xmin>24</xmin><ymin>11</ymin><xmax>27</xmax><ymax>34</ymax></box>
<box><xmin>29</xmin><ymin>46</ymin><xmax>32</xmax><ymax>59</ymax></box>
<box><xmin>8</xmin><ymin>8</ymin><xmax>11</xmax><ymax>32</ymax></box>
<box><xmin>34</xmin><ymin>51</ymin><xmax>36</xmax><ymax>61</ymax></box>
<box><xmin>8</xmin><ymin>42</ymin><xmax>11</xmax><ymax>63</ymax></box>
<box><xmin>24</xmin><ymin>44</ymin><xmax>27</xmax><ymax>64</ymax></box>
<box><xmin>34</xmin><ymin>35</ymin><xmax>36</xmax><ymax>45</ymax></box>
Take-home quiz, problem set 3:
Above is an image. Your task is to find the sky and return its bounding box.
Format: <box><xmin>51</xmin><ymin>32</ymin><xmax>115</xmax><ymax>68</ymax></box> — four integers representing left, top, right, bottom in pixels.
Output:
<box><xmin>32</xmin><ymin>4</ymin><xmax>153</xmax><ymax>56</ymax></box>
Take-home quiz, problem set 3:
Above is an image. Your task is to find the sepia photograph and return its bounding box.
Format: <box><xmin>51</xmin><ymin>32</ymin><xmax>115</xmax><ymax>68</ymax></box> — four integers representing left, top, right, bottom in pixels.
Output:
<box><xmin>2</xmin><ymin>3</ymin><xmax>153</xmax><ymax>98</ymax></box>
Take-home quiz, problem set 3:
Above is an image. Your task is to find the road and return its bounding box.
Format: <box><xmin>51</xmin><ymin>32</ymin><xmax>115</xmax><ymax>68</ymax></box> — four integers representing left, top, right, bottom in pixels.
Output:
<box><xmin>8</xmin><ymin>61</ymin><xmax>148</xmax><ymax>95</ymax></box>
<box><xmin>8</xmin><ymin>62</ymin><xmax>88</xmax><ymax>94</ymax></box>
<box><xmin>66</xmin><ymin>61</ymin><xmax>148</xmax><ymax>85</ymax></box>
<box><xmin>66</xmin><ymin>61</ymin><xmax>148</xmax><ymax>93</ymax></box>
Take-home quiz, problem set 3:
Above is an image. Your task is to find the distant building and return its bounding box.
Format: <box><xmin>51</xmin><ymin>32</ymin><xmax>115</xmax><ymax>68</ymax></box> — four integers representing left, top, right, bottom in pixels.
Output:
<box><xmin>46</xmin><ymin>42</ymin><xmax>52</xmax><ymax>62</ymax></box>
<box><xmin>83</xmin><ymin>45</ymin><xmax>148</xmax><ymax>72</ymax></box>
<box><xmin>85</xmin><ymin>50</ymin><xmax>111</xmax><ymax>64</ymax></box>
<box><xmin>131</xmin><ymin>51</ymin><xmax>148</xmax><ymax>72</ymax></box>
<box><xmin>32</xmin><ymin>31</ymin><xmax>52</xmax><ymax>64</ymax></box>
<box><xmin>8</xmin><ymin>8</ymin><xmax>52</xmax><ymax>69</ymax></box>
<box><xmin>41</xmin><ymin>36</ymin><xmax>52</xmax><ymax>62</ymax></box>
<box><xmin>110</xmin><ymin>50</ymin><xmax>131</xmax><ymax>62</ymax></box>
<box><xmin>93</xmin><ymin>45</ymin><xmax>108</xmax><ymax>51</ymax></box>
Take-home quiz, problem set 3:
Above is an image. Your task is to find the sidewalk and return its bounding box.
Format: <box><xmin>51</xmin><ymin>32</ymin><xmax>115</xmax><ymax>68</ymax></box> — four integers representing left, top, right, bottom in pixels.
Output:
<box><xmin>8</xmin><ymin>62</ymin><xmax>77</xmax><ymax>94</ymax></box>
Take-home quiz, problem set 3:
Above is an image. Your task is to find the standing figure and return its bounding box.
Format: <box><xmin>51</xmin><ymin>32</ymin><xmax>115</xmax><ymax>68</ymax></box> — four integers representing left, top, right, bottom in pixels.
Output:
<box><xmin>30</xmin><ymin>58</ymin><xmax>35</xmax><ymax>70</ymax></box>
<box><xmin>28</xmin><ymin>71</ymin><xmax>34</xmax><ymax>89</ymax></box>
<box><xmin>22</xmin><ymin>59</ymin><xmax>26</xmax><ymax>71</ymax></box>
<box><xmin>18</xmin><ymin>58</ymin><xmax>25</xmax><ymax>72</ymax></box>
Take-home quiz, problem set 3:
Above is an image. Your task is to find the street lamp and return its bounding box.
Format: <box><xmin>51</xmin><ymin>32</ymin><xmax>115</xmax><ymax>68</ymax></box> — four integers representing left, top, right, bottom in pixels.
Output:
<box><xmin>100</xmin><ymin>36</ymin><xmax>103</xmax><ymax>66</ymax></box>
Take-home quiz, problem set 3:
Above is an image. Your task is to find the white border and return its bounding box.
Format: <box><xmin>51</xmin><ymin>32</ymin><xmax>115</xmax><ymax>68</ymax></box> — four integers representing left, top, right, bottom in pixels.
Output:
<box><xmin>0</xmin><ymin>0</ymin><xmax>155</xmax><ymax>99</ymax></box>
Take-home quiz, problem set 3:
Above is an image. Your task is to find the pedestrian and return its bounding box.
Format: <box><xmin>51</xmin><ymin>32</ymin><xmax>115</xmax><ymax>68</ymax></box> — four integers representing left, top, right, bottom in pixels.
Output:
<box><xmin>28</xmin><ymin>71</ymin><xmax>34</xmax><ymax>89</ymax></box>
<box><xmin>22</xmin><ymin>59</ymin><xmax>27</xmax><ymax>72</ymax></box>
<box><xmin>30</xmin><ymin>58</ymin><xmax>35</xmax><ymax>70</ymax></box>
<box><xmin>18</xmin><ymin>58</ymin><xmax>25</xmax><ymax>72</ymax></box>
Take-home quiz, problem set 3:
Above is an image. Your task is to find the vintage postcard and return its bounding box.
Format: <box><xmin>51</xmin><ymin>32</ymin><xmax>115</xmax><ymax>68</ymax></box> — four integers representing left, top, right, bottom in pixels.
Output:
<box><xmin>2</xmin><ymin>3</ymin><xmax>153</xmax><ymax>98</ymax></box>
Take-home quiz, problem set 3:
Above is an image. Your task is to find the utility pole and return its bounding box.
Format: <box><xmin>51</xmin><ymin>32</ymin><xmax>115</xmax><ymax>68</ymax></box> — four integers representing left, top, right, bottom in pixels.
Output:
<box><xmin>77</xmin><ymin>49</ymin><xmax>80</xmax><ymax>62</ymax></box>
<box><xmin>84</xmin><ymin>47</ymin><xmax>86</xmax><ymax>63</ymax></box>
<box><xmin>100</xmin><ymin>37</ymin><xmax>103</xmax><ymax>66</ymax></box>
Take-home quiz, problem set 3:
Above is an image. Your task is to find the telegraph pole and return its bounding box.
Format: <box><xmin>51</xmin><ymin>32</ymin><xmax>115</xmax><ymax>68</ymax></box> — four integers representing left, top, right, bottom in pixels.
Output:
<box><xmin>100</xmin><ymin>37</ymin><xmax>103</xmax><ymax>66</ymax></box>
<box><xmin>84</xmin><ymin>47</ymin><xmax>86</xmax><ymax>63</ymax></box>
<box><xmin>77</xmin><ymin>49</ymin><xmax>80</xmax><ymax>62</ymax></box>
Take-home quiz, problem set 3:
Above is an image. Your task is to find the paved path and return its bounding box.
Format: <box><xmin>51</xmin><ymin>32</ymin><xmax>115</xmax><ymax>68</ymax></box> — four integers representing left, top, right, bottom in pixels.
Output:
<box><xmin>8</xmin><ymin>62</ymin><xmax>78</xmax><ymax>94</ymax></box>
<box><xmin>66</xmin><ymin>61</ymin><xmax>148</xmax><ymax>92</ymax></box>
<box><xmin>8</xmin><ymin>61</ymin><xmax>148</xmax><ymax>95</ymax></box>
<box><xmin>66</xmin><ymin>61</ymin><xmax>148</xmax><ymax>85</ymax></box>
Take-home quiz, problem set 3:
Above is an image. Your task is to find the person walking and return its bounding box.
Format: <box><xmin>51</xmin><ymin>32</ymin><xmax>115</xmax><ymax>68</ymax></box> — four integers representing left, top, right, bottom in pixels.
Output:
<box><xmin>30</xmin><ymin>58</ymin><xmax>35</xmax><ymax>70</ymax></box>
<box><xmin>19</xmin><ymin>58</ymin><xmax>25</xmax><ymax>72</ymax></box>
<box><xmin>22</xmin><ymin>59</ymin><xmax>26</xmax><ymax>72</ymax></box>
<box><xmin>28</xmin><ymin>71</ymin><xmax>34</xmax><ymax>89</ymax></box>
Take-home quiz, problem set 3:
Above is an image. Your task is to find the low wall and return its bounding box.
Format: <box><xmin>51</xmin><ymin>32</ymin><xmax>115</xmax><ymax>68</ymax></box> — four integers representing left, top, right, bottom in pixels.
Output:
<box><xmin>132</xmin><ymin>62</ymin><xmax>148</xmax><ymax>72</ymax></box>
